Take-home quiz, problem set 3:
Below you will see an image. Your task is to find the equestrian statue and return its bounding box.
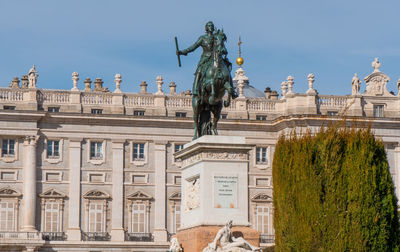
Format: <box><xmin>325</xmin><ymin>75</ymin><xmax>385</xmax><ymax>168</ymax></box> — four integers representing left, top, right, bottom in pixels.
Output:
<box><xmin>176</xmin><ymin>21</ymin><xmax>238</xmax><ymax>140</ymax></box>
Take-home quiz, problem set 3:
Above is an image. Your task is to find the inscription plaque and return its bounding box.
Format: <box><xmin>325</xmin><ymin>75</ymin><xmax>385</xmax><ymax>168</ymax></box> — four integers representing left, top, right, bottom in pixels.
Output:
<box><xmin>214</xmin><ymin>175</ymin><xmax>238</xmax><ymax>208</ymax></box>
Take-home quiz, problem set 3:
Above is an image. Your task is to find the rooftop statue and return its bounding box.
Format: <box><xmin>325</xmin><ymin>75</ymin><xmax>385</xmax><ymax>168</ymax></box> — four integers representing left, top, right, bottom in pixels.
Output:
<box><xmin>28</xmin><ymin>64</ymin><xmax>38</xmax><ymax>88</ymax></box>
<box><xmin>203</xmin><ymin>220</ymin><xmax>261</xmax><ymax>252</ymax></box>
<box><xmin>351</xmin><ymin>73</ymin><xmax>361</xmax><ymax>95</ymax></box>
<box><xmin>176</xmin><ymin>21</ymin><xmax>238</xmax><ymax>140</ymax></box>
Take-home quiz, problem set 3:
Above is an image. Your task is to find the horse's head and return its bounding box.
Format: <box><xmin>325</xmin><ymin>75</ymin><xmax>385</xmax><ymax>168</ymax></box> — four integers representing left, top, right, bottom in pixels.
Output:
<box><xmin>214</xmin><ymin>29</ymin><xmax>228</xmax><ymax>56</ymax></box>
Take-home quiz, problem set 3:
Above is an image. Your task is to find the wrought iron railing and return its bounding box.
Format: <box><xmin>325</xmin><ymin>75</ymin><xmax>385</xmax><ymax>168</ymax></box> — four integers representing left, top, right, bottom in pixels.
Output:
<box><xmin>42</xmin><ymin>232</ymin><xmax>66</xmax><ymax>241</ymax></box>
<box><xmin>260</xmin><ymin>234</ymin><xmax>275</xmax><ymax>243</ymax></box>
<box><xmin>126</xmin><ymin>232</ymin><xmax>153</xmax><ymax>242</ymax></box>
<box><xmin>82</xmin><ymin>232</ymin><xmax>110</xmax><ymax>241</ymax></box>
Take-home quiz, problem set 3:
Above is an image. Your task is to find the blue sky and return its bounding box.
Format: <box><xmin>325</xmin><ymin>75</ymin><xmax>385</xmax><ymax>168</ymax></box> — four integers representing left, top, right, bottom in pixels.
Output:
<box><xmin>1</xmin><ymin>0</ymin><xmax>399</xmax><ymax>95</ymax></box>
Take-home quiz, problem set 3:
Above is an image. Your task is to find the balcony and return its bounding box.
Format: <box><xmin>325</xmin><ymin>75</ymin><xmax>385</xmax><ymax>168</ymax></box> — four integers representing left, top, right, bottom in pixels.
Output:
<box><xmin>260</xmin><ymin>234</ymin><xmax>275</xmax><ymax>244</ymax></box>
<box><xmin>42</xmin><ymin>232</ymin><xmax>66</xmax><ymax>241</ymax></box>
<box><xmin>0</xmin><ymin>232</ymin><xmax>40</xmax><ymax>239</ymax></box>
<box><xmin>82</xmin><ymin>232</ymin><xmax>110</xmax><ymax>241</ymax></box>
<box><xmin>126</xmin><ymin>232</ymin><xmax>153</xmax><ymax>242</ymax></box>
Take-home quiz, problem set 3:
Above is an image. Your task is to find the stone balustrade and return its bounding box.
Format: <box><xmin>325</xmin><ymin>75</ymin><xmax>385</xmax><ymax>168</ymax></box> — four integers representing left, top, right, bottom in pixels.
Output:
<box><xmin>0</xmin><ymin>87</ymin><xmax>399</xmax><ymax>119</ymax></box>
<box><xmin>124</xmin><ymin>94</ymin><xmax>155</xmax><ymax>107</ymax></box>
<box><xmin>0</xmin><ymin>88</ymin><xmax>25</xmax><ymax>101</ymax></box>
<box><xmin>317</xmin><ymin>95</ymin><xmax>349</xmax><ymax>108</ymax></box>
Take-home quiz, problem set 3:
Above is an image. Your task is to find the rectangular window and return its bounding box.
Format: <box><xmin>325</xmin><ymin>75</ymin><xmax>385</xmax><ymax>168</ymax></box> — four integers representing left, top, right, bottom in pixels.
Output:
<box><xmin>256</xmin><ymin>115</ymin><xmax>267</xmax><ymax>121</ymax></box>
<box><xmin>91</xmin><ymin>109</ymin><xmax>103</xmax><ymax>115</ymax></box>
<box><xmin>0</xmin><ymin>201</ymin><xmax>14</xmax><ymax>231</ymax></box>
<box><xmin>133</xmin><ymin>143</ymin><xmax>145</xmax><ymax>161</ymax></box>
<box><xmin>173</xmin><ymin>204</ymin><xmax>181</xmax><ymax>233</ymax></box>
<box><xmin>2</xmin><ymin>139</ymin><xmax>15</xmax><ymax>156</ymax></box>
<box><xmin>47</xmin><ymin>140</ymin><xmax>60</xmax><ymax>158</ymax></box>
<box><xmin>48</xmin><ymin>107</ymin><xmax>60</xmax><ymax>113</ymax></box>
<box><xmin>256</xmin><ymin>206</ymin><xmax>270</xmax><ymax>234</ymax></box>
<box><xmin>44</xmin><ymin>201</ymin><xmax>59</xmax><ymax>232</ymax></box>
<box><xmin>175</xmin><ymin>112</ymin><xmax>186</xmax><ymax>118</ymax></box>
<box><xmin>174</xmin><ymin>144</ymin><xmax>184</xmax><ymax>153</ymax></box>
<box><xmin>134</xmin><ymin>110</ymin><xmax>145</xmax><ymax>116</ymax></box>
<box><xmin>3</xmin><ymin>106</ymin><xmax>15</xmax><ymax>110</ymax></box>
<box><xmin>174</xmin><ymin>144</ymin><xmax>184</xmax><ymax>163</ymax></box>
<box><xmin>90</xmin><ymin>142</ymin><xmax>103</xmax><ymax>159</ymax></box>
<box><xmin>131</xmin><ymin>203</ymin><xmax>146</xmax><ymax>233</ymax></box>
<box><xmin>373</xmin><ymin>105</ymin><xmax>384</xmax><ymax>117</ymax></box>
<box><xmin>220</xmin><ymin>114</ymin><xmax>227</xmax><ymax>119</ymax></box>
<box><xmin>88</xmin><ymin>201</ymin><xmax>104</xmax><ymax>232</ymax></box>
<box><xmin>256</xmin><ymin>147</ymin><xmax>268</xmax><ymax>164</ymax></box>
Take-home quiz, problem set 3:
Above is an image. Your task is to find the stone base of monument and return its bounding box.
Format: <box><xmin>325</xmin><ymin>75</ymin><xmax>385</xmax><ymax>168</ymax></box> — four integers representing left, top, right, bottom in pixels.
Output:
<box><xmin>176</xmin><ymin>225</ymin><xmax>260</xmax><ymax>252</ymax></box>
<box><xmin>174</xmin><ymin>136</ymin><xmax>260</xmax><ymax>252</ymax></box>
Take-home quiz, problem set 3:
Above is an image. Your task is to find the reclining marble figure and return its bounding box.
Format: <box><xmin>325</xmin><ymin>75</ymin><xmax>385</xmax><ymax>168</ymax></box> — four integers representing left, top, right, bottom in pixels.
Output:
<box><xmin>203</xmin><ymin>220</ymin><xmax>261</xmax><ymax>252</ymax></box>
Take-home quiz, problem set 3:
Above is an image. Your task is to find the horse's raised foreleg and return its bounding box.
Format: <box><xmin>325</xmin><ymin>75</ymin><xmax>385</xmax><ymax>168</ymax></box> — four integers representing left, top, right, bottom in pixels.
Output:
<box><xmin>192</xmin><ymin>97</ymin><xmax>199</xmax><ymax>140</ymax></box>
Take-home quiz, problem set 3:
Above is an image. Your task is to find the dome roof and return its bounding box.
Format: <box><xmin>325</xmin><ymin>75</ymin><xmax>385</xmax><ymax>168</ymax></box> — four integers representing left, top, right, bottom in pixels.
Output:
<box><xmin>233</xmin><ymin>80</ymin><xmax>265</xmax><ymax>98</ymax></box>
<box><xmin>232</xmin><ymin>67</ymin><xmax>265</xmax><ymax>98</ymax></box>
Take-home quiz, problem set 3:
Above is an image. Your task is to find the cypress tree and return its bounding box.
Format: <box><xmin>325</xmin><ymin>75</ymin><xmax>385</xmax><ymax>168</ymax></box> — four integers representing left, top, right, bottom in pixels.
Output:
<box><xmin>273</xmin><ymin>125</ymin><xmax>400</xmax><ymax>251</ymax></box>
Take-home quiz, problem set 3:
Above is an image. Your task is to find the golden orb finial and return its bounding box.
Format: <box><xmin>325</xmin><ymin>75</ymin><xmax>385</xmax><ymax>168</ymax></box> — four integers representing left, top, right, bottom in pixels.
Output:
<box><xmin>236</xmin><ymin>36</ymin><xmax>244</xmax><ymax>66</ymax></box>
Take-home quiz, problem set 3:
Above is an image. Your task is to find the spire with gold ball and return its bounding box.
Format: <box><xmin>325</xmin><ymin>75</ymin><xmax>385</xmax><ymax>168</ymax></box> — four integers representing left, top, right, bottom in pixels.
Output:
<box><xmin>233</xmin><ymin>36</ymin><xmax>248</xmax><ymax>97</ymax></box>
<box><xmin>236</xmin><ymin>36</ymin><xmax>244</xmax><ymax>67</ymax></box>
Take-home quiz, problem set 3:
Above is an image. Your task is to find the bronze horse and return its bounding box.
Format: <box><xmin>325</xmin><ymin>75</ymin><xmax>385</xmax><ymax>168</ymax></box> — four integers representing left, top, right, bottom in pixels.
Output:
<box><xmin>192</xmin><ymin>29</ymin><xmax>234</xmax><ymax>140</ymax></box>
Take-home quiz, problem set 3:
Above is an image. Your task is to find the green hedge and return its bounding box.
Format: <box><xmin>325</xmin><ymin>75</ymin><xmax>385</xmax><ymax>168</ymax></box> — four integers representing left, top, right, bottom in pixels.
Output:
<box><xmin>273</xmin><ymin>126</ymin><xmax>400</xmax><ymax>251</ymax></box>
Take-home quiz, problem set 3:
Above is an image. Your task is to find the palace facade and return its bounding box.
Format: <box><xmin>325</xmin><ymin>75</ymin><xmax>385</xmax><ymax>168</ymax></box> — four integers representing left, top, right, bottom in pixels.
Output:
<box><xmin>0</xmin><ymin>59</ymin><xmax>400</xmax><ymax>251</ymax></box>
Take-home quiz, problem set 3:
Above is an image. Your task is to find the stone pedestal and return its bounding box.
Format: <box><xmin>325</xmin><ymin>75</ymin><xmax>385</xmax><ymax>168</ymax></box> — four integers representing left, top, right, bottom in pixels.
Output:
<box><xmin>175</xmin><ymin>136</ymin><xmax>259</xmax><ymax>251</ymax></box>
<box><xmin>176</xmin><ymin>226</ymin><xmax>260</xmax><ymax>252</ymax></box>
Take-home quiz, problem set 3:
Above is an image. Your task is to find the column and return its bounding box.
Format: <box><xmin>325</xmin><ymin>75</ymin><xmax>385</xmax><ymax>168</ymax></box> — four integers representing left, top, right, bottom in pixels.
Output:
<box><xmin>21</xmin><ymin>136</ymin><xmax>38</xmax><ymax>232</ymax></box>
<box><xmin>67</xmin><ymin>139</ymin><xmax>82</xmax><ymax>240</ymax></box>
<box><xmin>153</xmin><ymin>142</ymin><xmax>167</xmax><ymax>241</ymax></box>
<box><xmin>111</xmin><ymin>140</ymin><xmax>125</xmax><ymax>241</ymax></box>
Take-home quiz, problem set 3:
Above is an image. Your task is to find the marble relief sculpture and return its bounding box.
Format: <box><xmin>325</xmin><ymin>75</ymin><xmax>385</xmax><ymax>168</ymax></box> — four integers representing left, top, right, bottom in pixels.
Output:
<box><xmin>203</xmin><ymin>220</ymin><xmax>261</xmax><ymax>252</ymax></box>
<box><xmin>185</xmin><ymin>178</ymin><xmax>200</xmax><ymax>211</ymax></box>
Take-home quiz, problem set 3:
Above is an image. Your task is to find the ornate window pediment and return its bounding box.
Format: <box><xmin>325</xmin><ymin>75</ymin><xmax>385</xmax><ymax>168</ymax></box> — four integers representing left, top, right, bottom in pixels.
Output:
<box><xmin>39</xmin><ymin>188</ymin><xmax>66</xmax><ymax>198</ymax></box>
<box><xmin>168</xmin><ymin>192</ymin><xmax>181</xmax><ymax>201</ymax></box>
<box><xmin>83</xmin><ymin>190</ymin><xmax>110</xmax><ymax>199</ymax></box>
<box><xmin>251</xmin><ymin>193</ymin><xmax>272</xmax><ymax>203</ymax></box>
<box><xmin>126</xmin><ymin>191</ymin><xmax>152</xmax><ymax>201</ymax></box>
<box><xmin>0</xmin><ymin>187</ymin><xmax>21</xmax><ymax>198</ymax></box>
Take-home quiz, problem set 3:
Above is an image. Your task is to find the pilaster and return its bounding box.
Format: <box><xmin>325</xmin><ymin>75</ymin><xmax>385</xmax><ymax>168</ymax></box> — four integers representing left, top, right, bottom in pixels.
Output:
<box><xmin>21</xmin><ymin>135</ymin><xmax>38</xmax><ymax>232</ymax></box>
<box><xmin>111</xmin><ymin>94</ymin><xmax>124</xmax><ymax>114</ymax></box>
<box><xmin>348</xmin><ymin>95</ymin><xmax>363</xmax><ymax>116</ymax></box>
<box><xmin>153</xmin><ymin>141</ymin><xmax>168</xmax><ymax>242</ymax></box>
<box><xmin>110</xmin><ymin>140</ymin><xmax>125</xmax><ymax>241</ymax></box>
<box><xmin>67</xmin><ymin>138</ymin><xmax>82</xmax><ymax>241</ymax></box>
<box><xmin>395</xmin><ymin>144</ymin><xmax>400</xmax><ymax>200</ymax></box>
<box><xmin>306</xmin><ymin>94</ymin><xmax>318</xmax><ymax>114</ymax></box>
